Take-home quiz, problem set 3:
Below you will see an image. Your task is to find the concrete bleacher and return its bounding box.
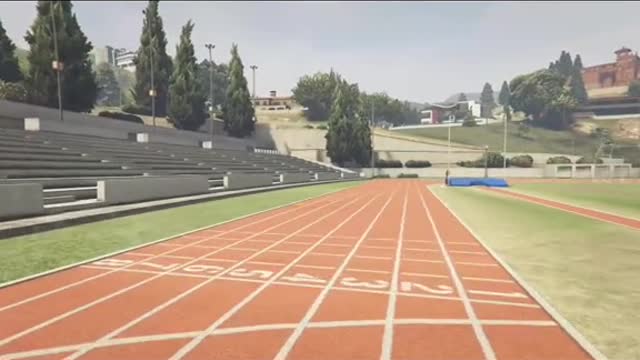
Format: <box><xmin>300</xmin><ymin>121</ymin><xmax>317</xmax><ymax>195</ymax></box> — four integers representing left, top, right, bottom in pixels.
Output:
<box><xmin>0</xmin><ymin>127</ymin><xmax>347</xmax><ymax>219</ymax></box>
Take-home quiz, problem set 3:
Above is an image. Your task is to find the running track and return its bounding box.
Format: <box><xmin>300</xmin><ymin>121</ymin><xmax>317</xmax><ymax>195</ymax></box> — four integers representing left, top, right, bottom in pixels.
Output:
<box><xmin>0</xmin><ymin>180</ymin><xmax>599</xmax><ymax>360</ymax></box>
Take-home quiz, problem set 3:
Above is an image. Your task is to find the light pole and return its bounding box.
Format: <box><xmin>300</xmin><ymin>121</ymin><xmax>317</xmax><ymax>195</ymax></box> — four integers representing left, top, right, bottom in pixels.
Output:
<box><xmin>503</xmin><ymin>106</ymin><xmax>509</xmax><ymax>169</ymax></box>
<box><xmin>484</xmin><ymin>145</ymin><xmax>489</xmax><ymax>178</ymax></box>
<box><xmin>250</xmin><ymin>65</ymin><xmax>258</xmax><ymax>99</ymax></box>
<box><xmin>205</xmin><ymin>43</ymin><xmax>215</xmax><ymax>144</ymax></box>
<box><xmin>50</xmin><ymin>1</ymin><xmax>64</xmax><ymax>122</ymax></box>
<box><xmin>370</xmin><ymin>102</ymin><xmax>375</xmax><ymax>177</ymax></box>
<box><xmin>144</xmin><ymin>8</ymin><xmax>156</xmax><ymax>128</ymax></box>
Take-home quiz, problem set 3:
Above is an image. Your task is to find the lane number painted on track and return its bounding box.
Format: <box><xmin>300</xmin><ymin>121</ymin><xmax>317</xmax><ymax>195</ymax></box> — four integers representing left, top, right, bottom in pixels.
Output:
<box><xmin>92</xmin><ymin>259</ymin><xmax>133</xmax><ymax>267</ymax></box>
<box><xmin>400</xmin><ymin>282</ymin><xmax>455</xmax><ymax>295</ymax></box>
<box><xmin>280</xmin><ymin>273</ymin><xmax>327</xmax><ymax>285</ymax></box>
<box><xmin>340</xmin><ymin>277</ymin><xmax>389</xmax><ymax>290</ymax></box>
<box><xmin>228</xmin><ymin>268</ymin><xmax>273</xmax><ymax>279</ymax></box>
<box><xmin>181</xmin><ymin>265</ymin><xmax>225</xmax><ymax>274</ymax></box>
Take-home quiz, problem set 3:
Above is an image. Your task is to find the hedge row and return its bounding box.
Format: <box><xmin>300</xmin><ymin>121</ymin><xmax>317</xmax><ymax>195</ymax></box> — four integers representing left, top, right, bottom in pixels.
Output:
<box><xmin>98</xmin><ymin>111</ymin><xmax>144</xmax><ymax>124</ymax></box>
<box><xmin>374</xmin><ymin>159</ymin><xmax>432</xmax><ymax>168</ymax></box>
<box><xmin>397</xmin><ymin>173</ymin><xmax>419</xmax><ymax>178</ymax></box>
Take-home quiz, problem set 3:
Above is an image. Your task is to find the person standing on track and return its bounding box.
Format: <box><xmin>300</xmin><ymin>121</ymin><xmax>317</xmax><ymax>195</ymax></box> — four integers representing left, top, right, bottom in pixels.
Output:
<box><xmin>445</xmin><ymin>169</ymin><xmax>450</xmax><ymax>186</ymax></box>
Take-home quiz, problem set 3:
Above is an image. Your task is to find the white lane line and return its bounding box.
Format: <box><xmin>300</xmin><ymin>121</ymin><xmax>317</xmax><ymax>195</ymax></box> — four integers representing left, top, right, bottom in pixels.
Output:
<box><xmin>346</xmin><ymin>268</ymin><xmax>391</xmax><ymax>275</ymax></box>
<box><xmin>0</xmin><ymin>191</ymin><xmax>351</xmax><ymax>313</ymax></box>
<box><xmin>361</xmin><ymin>245</ymin><xmax>395</xmax><ymax>250</ymax></box>
<box><xmin>420</xmin><ymin>187</ymin><xmax>496</xmax><ymax>360</ymax></box>
<box><xmin>272</xmin><ymin>189</ymin><xmax>397</xmax><ymax>360</ymax></box>
<box><xmin>404</xmin><ymin>248</ymin><xmax>439</xmax><ymax>252</ymax></box>
<box><xmin>457</xmin><ymin>262</ymin><xmax>499</xmax><ymax>267</ymax></box>
<box><xmin>168</xmin><ymin>192</ymin><xmax>386</xmax><ymax>360</ymax></box>
<box><xmin>468</xmin><ymin>290</ymin><xmax>528</xmax><ymax>299</ymax></box>
<box><xmin>382</xmin><ymin>186</ymin><xmax>409</xmax><ymax>360</ymax></box>
<box><xmin>450</xmin><ymin>250</ymin><xmax>487</xmax><ymax>255</ymax></box>
<box><xmin>63</xmin><ymin>194</ymin><xmax>371</xmax><ymax>360</ymax></box>
<box><xmin>446</xmin><ymin>242</ymin><xmax>480</xmax><ymax>245</ymax></box>
<box><xmin>319</xmin><ymin>243</ymin><xmax>352</xmax><ymax>248</ymax></box>
<box><xmin>310</xmin><ymin>252</ymin><xmax>345</xmax><ymax>257</ymax></box>
<box><xmin>269</xmin><ymin>250</ymin><xmax>300</xmax><ymax>255</ymax></box>
<box><xmin>401</xmin><ymin>272</ymin><xmax>449</xmax><ymax>279</ymax></box>
<box><xmin>0</xmin><ymin>318</ymin><xmax>558</xmax><ymax>360</ymax></box>
<box><xmin>402</xmin><ymin>258</ymin><xmax>444</xmax><ymax>263</ymax></box>
<box><xmin>462</xmin><ymin>276</ymin><xmax>515</xmax><ymax>284</ymax></box>
<box><xmin>294</xmin><ymin>264</ymin><xmax>335</xmax><ymax>270</ymax></box>
<box><xmin>354</xmin><ymin>255</ymin><xmax>393</xmax><ymax>261</ymax></box>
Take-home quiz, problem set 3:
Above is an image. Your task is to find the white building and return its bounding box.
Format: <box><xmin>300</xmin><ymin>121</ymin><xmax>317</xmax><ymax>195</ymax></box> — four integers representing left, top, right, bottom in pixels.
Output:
<box><xmin>114</xmin><ymin>49</ymin><xmax>136</xmax><ymax>73</ymax></box>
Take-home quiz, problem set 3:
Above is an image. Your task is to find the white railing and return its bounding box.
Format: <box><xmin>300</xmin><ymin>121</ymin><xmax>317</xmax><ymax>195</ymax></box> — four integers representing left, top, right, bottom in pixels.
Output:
<box><xmin>253</xmin><ymin>148</ymin><xmax>280</xmax><ymax>155</ymax></box>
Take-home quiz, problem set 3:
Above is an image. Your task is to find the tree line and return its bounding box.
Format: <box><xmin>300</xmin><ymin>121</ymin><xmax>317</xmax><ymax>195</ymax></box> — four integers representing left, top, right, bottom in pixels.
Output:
<box><xmin>0</xmin><ymin>0</ymin><xmax>254</xmax><ymax>137</ymax></box>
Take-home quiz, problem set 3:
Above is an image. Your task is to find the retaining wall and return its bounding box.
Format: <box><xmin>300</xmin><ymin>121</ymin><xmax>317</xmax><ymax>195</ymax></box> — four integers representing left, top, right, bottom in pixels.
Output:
<box><xmin>0</xmin><ymin>183</ymin><xmax>44</xmax><ymax>220</ymax></box>
<box><xmin>224</xmin><ymin>173</ymin><xmax>274</xmax><ymax>190</ymax></box>
<box><xmin>280</xmin><ymin>173</ymin><xmax>312</xmax><ymax>184</ymax></box>
<box><xmin>97</xmin><ymin>175</ymin><xmax>209</xmax><ymax>205</ymax></box>
<box><xmin>315</xmin><ymin>172</ymin><xmax>341</xmax><ymax>181</ymax></box>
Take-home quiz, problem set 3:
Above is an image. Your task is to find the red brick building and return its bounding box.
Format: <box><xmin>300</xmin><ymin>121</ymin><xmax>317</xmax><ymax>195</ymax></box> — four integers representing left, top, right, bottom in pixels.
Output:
<box><xmin>582</xmin><ymin>47</ymin><xmax>640</xmax><ymax>93</ymax></box>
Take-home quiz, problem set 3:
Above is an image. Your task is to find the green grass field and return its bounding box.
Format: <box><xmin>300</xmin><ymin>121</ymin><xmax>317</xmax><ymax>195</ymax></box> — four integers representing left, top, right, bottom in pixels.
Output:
<box><xmin>396</xmin><ymin>123</ymin><xmax>600</xmax><ymax>155</ymax></box>
<box><xmin>511</xmin><ymin>183</ymin><xmax>640</xmax><ymax>219</ymax></box>
<box><xmin>432</xmin><ymin>186</ymin><xmax>640</xmax><ymax>360</ymax></box>
<box><xmin>0</xmin><ymin>181</ymin><xmax>361</xmax><ymax>285</ymax></box>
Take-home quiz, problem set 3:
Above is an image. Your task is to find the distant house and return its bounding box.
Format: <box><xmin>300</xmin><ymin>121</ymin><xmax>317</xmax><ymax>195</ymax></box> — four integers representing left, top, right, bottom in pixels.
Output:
<box><xmin>252</xmin><ymin>90</ymin><xmax>298</xmax><ymax>110</ymax></box>
<box><xmin>420</xmin><ymin>100</ymin><xmax>481</xmax><ymax>124</ymax></box>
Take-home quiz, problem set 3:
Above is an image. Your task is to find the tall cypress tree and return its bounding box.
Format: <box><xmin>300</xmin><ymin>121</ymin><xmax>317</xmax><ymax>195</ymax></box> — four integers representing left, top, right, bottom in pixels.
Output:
<box><xmin>571</xmin><ymin>54</ymin><xmax>588</xmax><ymax>104</ymax></box>
<box><xmin>24</xmin><ymin>1</ymin><xmax>97</xmax><ymax>112</ymax></box>
<box><xmin>480</xmin><ymin>82</ymin><xmax>496</xmax><ymax>118</ymax></box>
<box><xmin>168</xmin><ymin>20</ymin><xmax>205</xmax><ymax>131</ymax></box>
<box><xmin>222</xmin><ymin>44</ymin><xmax>255</xmax><ymax>137</ymax></box>
<box><xmin>498</xmin><ymin>81</ymin><xmax>510</xmax><ymax>107</ymax></box>
<box><xmin>574</xmin><ymin>54</ymin><xmax>583</xmax><ymax>70</ymax></box>
<box><xmin>325</xmin><ymin>82</ymin><xmax>350</xmax><ymax>166</ymax></box>
<box><xmin>132</xmin><ymin>0</ymin><xmax>172</xmax><ymax>116</ymax></box>
<box><xmin>0</xmin><ymin>19</ymin><xmax>23</xmax><ymax>83</ymax></box>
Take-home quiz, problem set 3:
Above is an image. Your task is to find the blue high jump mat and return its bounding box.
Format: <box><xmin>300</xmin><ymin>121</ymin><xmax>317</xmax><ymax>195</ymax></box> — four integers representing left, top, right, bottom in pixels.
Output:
<box><xmin>447</xmin><ymin>177</ymin><xmax>509</xmax><ymax>187</ymax></box>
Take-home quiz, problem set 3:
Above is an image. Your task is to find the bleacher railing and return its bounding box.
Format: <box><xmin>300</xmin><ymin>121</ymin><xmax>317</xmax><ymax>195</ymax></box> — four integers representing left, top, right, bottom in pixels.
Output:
<box><xmin>253</xmin><ymin>148</ymin><xmax>280</xmax><ymax>155</ymax></box>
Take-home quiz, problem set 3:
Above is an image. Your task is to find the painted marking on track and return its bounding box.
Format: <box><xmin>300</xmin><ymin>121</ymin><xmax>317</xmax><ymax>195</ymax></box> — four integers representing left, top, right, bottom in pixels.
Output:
<box><xmin>468</xmin><ymin>289</ymin><xmax>528</xmax><ymax>299</ymax></box>
<box><xmin>228</xmin><ymin>268</ymin><xmax>273</xmax><ymax>279</ymax></box>
<box><xmin>457</xmin><ymin>262</ymin><xmax>499</xmax><ymax>267</ymax></box>
<box><xmin>246</xmin><ymin>261</ymin><xmax>285</xmax><ymax>266</ymax></box>
<box><xmin>403</xmin><ymin>258</ymin><xmax>444</xmax><ymax>263</ymax></box>
<box><xmin>463</xmin><ymin>276</ymin><xmax>514</xmax><ymax>284</ymax></box>
<box><xmin>340</xmin><ymin>277</ymin><xmax>389</xmax><ymax>290</ymax></box>
<box><xmin>347</xmin><ymin>268</ymin><xmax>390</xmax><ymax>275</ymax></box>
<box><xmin>401</xmin><ymin>272</ymin><xmax>448</xmax><ymax>279</ymax></box>
<box><xmin>354</xmin><ymin>255</ymin><xmax>392</xmax><ymax>260</ymax></box>
<box><xmin>270</xmin><ymin>250</ymin><xmax>300</xmax><ymax>255</ymax></box>
<box><xmin>295</xmin><ymin>264</ymin><xmax>335</xmax><ymax>270</ymax></box>
<box><xmin>92</xmin><ymin>259</ymin><xmax>133</xmax><ymax>267</ymax></box>
<box><xmin>450</xmin><ymin>250</ymin><xmax>486</xmax><ymax>255</ymax></box>
<box><xmin>311</xmin><ymin>252</ymin><xmax>345</xmax><ymax>257</ymax></box>
<box><xmin>180</xmin><ymin>265</ymin><xmax>225</xmax><ymax>275</ymax></box>
<box><xmin>404</xmin><ymin>248</ymin><xmax>439</xmax><ymax>252</ymax></box>
<box><xmin>400</xmin><ymin>281</ymin><xmax>455</xmax><ymax>295</ymax></box>
<box><xmin>280</xmin><ymin>273</ymin><xmax>327</xmax><ymax>285</ymax></box>
<box><xmin>361</xmin><ymin>245</ymin><xmax>395</xmax><ymax>250</ymax></box>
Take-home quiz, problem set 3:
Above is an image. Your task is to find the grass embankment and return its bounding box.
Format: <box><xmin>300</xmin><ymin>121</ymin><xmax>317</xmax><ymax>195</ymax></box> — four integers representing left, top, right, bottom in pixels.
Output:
<box><xmin>396</xmin><ymin>123</ymin><xmax>599</xmax><ymax>155</ymax></box>
<box><xmin>511</xmin><ymin>183</ymin><xmax>640</xmax><ymax>219</ymax></box>
<box><xmin>0</xmin><ymin>181</ymin><xmax>362</xmax><ymax>285</ymax></box>
<box><xmin>432</xmin><ymin>186</ymin><xmax>640</xmax><ymax>360</ymax></box>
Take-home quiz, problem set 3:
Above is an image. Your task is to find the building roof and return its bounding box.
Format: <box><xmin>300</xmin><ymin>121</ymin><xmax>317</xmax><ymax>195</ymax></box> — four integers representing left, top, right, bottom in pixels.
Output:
<box><xmin>253</xmin><ymin>96</ymin><xmax>294</xmax><ymax>101</ymax></box>
<box><xmin>615</xmin><ymin>47</ymin><xmax>632</xmax><ymax>55</ymax></box>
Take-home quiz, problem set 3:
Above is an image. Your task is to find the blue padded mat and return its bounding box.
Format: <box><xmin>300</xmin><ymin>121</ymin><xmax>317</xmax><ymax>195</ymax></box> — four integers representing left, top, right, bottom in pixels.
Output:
<box><xmin>447</xmin><ymin>177</ymin><xmax>509</xmax><ymax>187</ymax></box>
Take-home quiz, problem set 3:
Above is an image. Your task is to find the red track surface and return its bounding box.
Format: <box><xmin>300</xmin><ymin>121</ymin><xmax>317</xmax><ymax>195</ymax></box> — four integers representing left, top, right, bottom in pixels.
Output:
<box><xmin>483</xmin><ymin>188</ymin><xmax>640</xmax><ymax>230</ymax></box>
<box><xmin>0</xmin><ymin>180</ymin><xmax>598</xmax><ymax>360</ymax></box>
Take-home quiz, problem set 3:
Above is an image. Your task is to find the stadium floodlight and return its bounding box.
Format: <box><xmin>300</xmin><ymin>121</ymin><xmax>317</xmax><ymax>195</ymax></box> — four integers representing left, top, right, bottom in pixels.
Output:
<box><xmin>205</xmin><ymin>43</ymin><xmax>215</xmax><ymax>144</ymax></box>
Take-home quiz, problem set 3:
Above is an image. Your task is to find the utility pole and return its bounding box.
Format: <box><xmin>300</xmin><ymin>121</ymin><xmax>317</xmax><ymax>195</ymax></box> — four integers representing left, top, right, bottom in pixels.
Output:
<box><xmin>250</xmin><ymin>65</ymin><xmax>258</xmax><ymax>99</ymax></box>
<box><xmin>50</xmin><ymin>1</ymin><xmax>64</xmax><ymax>122</ymax></box>
<box><xmin>503</xmin><ymin>106</ymin><xmax>508</xmax><ymax>168</ymax></box>
<box><xmin>484</xmin><ymin>145</ymin><xmax>489</xmax><ymax>178</ymax></box>
<box><xmin>149</xmin><ymin>44</ymin><xmax>156</xmax><ymax>128</ymax></box>
<box><xmin>370</xmin><ymin>102</ymin><xmax>375</xmax><ymax>177</ymax></box>
<box><xmin>205</xmin><ymin>43</ymin><xmax>215</xmax><ymax>144</ymax></box>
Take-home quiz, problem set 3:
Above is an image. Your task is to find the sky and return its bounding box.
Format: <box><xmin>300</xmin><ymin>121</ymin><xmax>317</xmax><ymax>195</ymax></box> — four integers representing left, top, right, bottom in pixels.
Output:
<box><xmin>1</xmin><ymin>1</ymin><xmax>639</xmax><ymax>103</ymax></box>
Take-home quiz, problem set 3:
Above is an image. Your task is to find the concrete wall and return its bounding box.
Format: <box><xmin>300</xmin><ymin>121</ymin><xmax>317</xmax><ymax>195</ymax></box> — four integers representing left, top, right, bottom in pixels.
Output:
<box><xmin>97</xmin><ymin>175</ymin><xmax>209</xmax><ymax>205</ymax></box>
<box><xmin>544</xmin><ymin>163</ymin><xmax>634</xmax><ymax>179</ymax></box>
<box><xmin>0</xmin><ymin>183</ymin><xmax>45</xmax><ymax>220</ymax></box>
<box><xmin>280</xmin><ymin>173</ymin><xmax>312</xmax><ymax>184</ymax></box>
<box><xmin>224</xmin><ymin>173</ymin><xmax>274</xmax><ymax>190</ymax></box>
<box><xmin>0</xmin><ymin>99</ymin><xmax>254</xmax><ymax>150</ymax></box>
<box><xmin>315</xmin><ymin>172</ymin><xmax>341</xmax><ymax>181</ymax></box>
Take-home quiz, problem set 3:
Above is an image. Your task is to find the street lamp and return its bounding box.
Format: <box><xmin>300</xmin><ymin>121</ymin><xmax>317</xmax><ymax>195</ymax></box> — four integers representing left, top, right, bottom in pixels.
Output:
<box><xmin>250</xmin><ymin>65</ymin><xmax>258</xmax><ymax>99</ymax></box>
<box><xmin>50</xmin><ymin>1</ymin><xmax>64</xmax><ymax>122</ymax></box>
<box><xmin>205</xmin><ymin>43</ymin><xmax>215</xmax><ymax>144</ymax></box>
<box><xmin>484</xmin><ymin>145</ymin><xmax>489</xmax><ymax>178</ymax></box>
<box><xmin>144</xmin><ymin>8</ymin><xmax>156</xmax><ymax>128</ymax></box>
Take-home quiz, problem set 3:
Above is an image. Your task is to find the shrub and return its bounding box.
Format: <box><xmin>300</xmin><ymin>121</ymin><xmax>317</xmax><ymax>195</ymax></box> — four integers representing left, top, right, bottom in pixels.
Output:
<box><xmin>546</xmin><ymin>156</ymin><xmax>572</xmax><ymax>164</ymax></box>
<box><xmin>372</xmin><ymin>174</ymin><xmax>391</xmax><ymax>178</ymax></box>
<box><xmin>397</xmin><ymin>173</ymin><xmax>419</xmax><ymax>178</ymax></box>
<box><xmin>316</xmin><ymin>124</ymin><xmax>328</xmax><ymax>130</ymax></box>
<box><xmin>0</xmin><ymin>81</ymin><xmax>27</xmax><ymax>102</ymax></box>
<box><xmin>374</xmin><ymin>159</ymin><xmax>403</xmax><ymax>168</ymax></box>
<box><xmin>98</xmin><ymin>111</ymin><xmax>144</xmax><ymax>124</ymax></box>
<box><xmin>122</xmin><ymin>104</ymin><xmax>152</xmax><ymax>116</ymax></box>
<box><xmin>576</xmin><ymin>156</ymin><xmax>604</xmax><ymax>164</ymax></box>
<box><xmin>458</xmin><ymin>152</ymin><xmax>506</xmax><ymax>168</ymax></box>
<box><xmin>303</xmin><ymin>124</ymin><xmax>314</xmax><ymax>129</ymax></box>
<box><xmin>405</xmin><ymin>160</ymin><xmax>432</xmax><ymax>168</ymax></box>
<box><xmin>509</xmin><ymin>154</ymin><xmax>534</xmax><ymax>168</ymax></box>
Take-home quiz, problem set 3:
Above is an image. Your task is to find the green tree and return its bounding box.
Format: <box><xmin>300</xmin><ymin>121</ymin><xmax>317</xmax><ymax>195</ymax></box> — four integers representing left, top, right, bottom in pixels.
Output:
<box><xmin>498</xmin><ymin>80</ymin><xmax>510</xmax><ymax>106</ymax></box>
<box><xmin>24</xmin><ymin>0</ymin><xmax>97</xmax><ymax>112</ymax></box>
<box><xmin>222</xmin><ymin>44</ymin><xmax>254</xmax><ymax>137</ymax></box>
<box><xmin>95</xmin><ymin>63</ymin><xmax>120</xmax><ymax>106</ymax></box>
<box><xmin>196</xmin><ymin>59</ymin><xmax>229</xmax><ymax>110</ymax></box>
<box><xmin>550</xmin><ymin>50</ymin><xmax>574</xmax><ymax>78</ymax></box>
<box><xmin>457</xmin><ymin>92</ymin><xmax>467</xmax><ymax>102</ymax></box>
<box><xmin>480</xmin><ymin>82</ymin><xmax>496</xmax><ymax>118</ymax></box>
<box><xmin>628</xmin><ymin>80</ymin><xmax>640</xmax><ymax>97</ymax></box>
<box><xmin>574</xmin><ymin>54</ymin><xmax>583</xmax><ymax>70</ymax></box>
<box><xmin>132</xmin><ymin>0</ymin><xmax>172</xmax><ymax>116</ymax></box>
<box><xmin>0</xmin><ymin>19</ymin><xmax>23</xmax><ymax>83</ymax></box>
<box><xmin>510</xmin><ymin>70</ymin><xmax>577</xmax><ymax>130</ymax></box>
<box><xmin>167</xmin><ymin>20</ymin><xmax>206</xmax><ymax>131</ymax></box>
<box><xmin>325</xmin><ymin>80</ymin><xmax>371</xmax><ymax>166</ymax></box>
<box><xmin>292</xmin><ymin>70</ymin><xmax>341</xmax><ymax>121</ymax></box>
